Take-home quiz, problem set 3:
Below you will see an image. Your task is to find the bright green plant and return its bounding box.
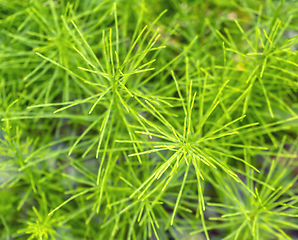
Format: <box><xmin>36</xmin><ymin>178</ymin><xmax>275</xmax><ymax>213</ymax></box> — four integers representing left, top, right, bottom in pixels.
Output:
<box><xmin>1</xmin><ymin>0</ymin><xmax>298</xmax><ymax>239</ymax></box>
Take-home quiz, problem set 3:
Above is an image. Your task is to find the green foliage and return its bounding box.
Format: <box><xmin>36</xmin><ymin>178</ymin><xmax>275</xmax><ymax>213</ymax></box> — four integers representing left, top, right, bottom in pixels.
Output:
<box><xmin>1</xmin><ymin>0</ymin><xmax>298</xmax><ymax>239</ymax></box>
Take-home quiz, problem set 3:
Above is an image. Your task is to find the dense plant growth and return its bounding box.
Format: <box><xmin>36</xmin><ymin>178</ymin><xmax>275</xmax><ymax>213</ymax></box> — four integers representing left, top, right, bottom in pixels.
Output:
<box><xmin>1</xmin><ymin>0</ymin><xmax>298</xmax><ymax>239</ymax></box>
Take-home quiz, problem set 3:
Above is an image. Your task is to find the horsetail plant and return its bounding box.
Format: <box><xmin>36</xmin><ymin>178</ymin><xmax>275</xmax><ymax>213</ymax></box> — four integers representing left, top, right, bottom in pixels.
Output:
<box><xmin>1</xmin><ymin>0</ymin><xmax>298</xmax><ymax>240</ymax></box>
